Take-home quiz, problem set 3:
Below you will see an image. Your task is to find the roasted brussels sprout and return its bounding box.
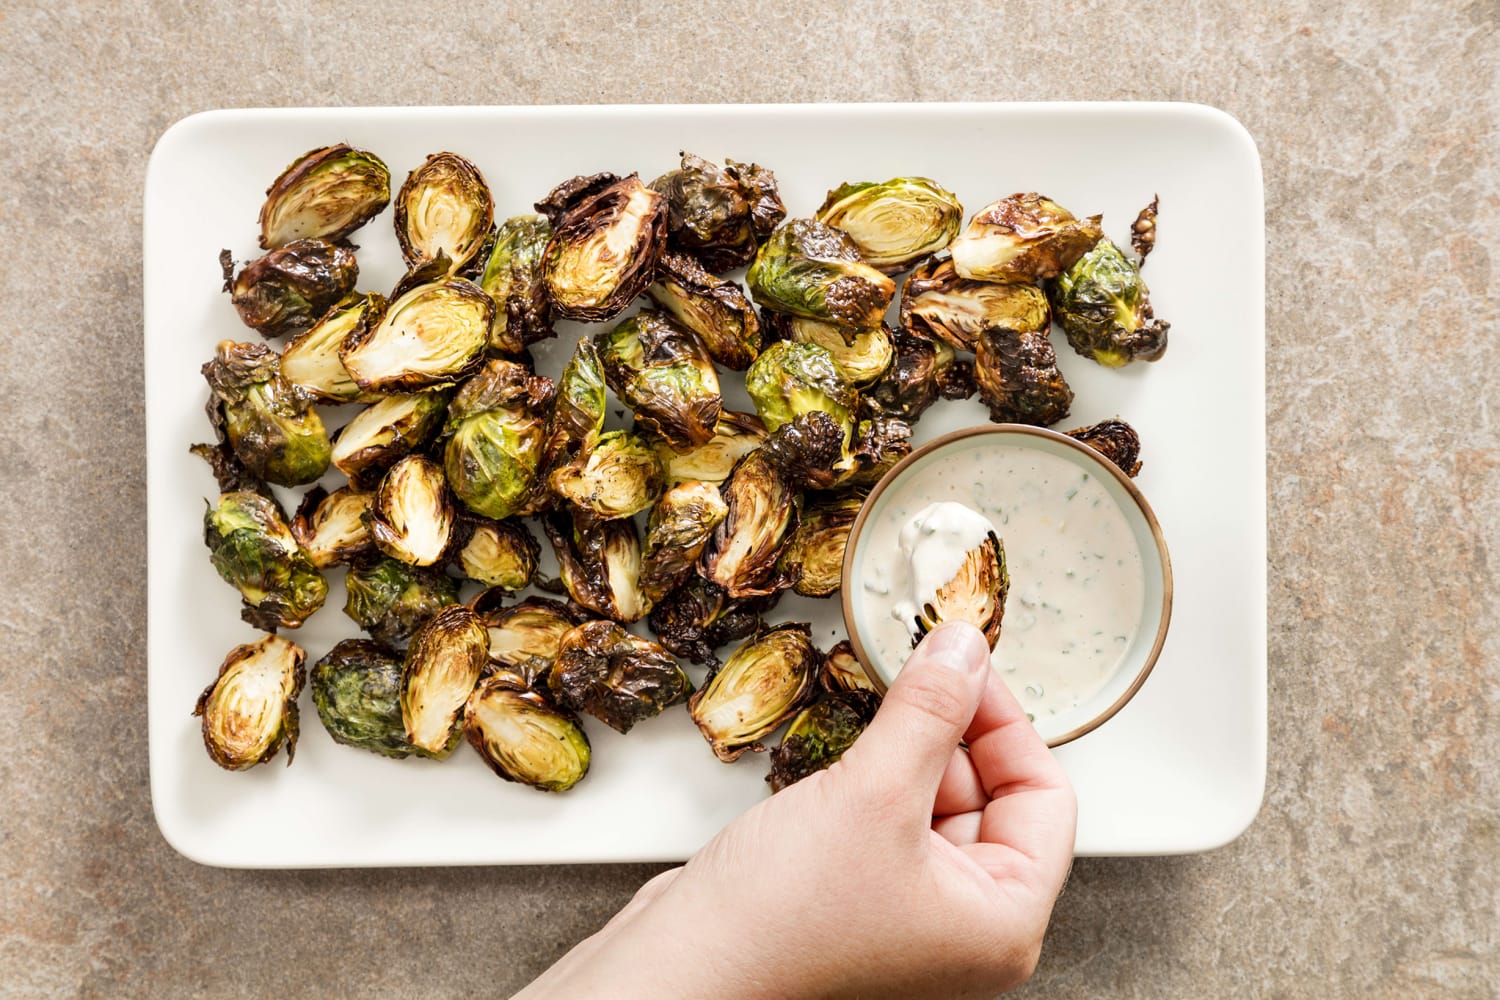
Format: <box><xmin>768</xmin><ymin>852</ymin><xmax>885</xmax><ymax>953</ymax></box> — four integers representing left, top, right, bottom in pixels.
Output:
<box><xmin>220</xmin><ymin>239</ymin><xmax>360</xmax><ymax>340</ymax></box>
<box><xmin>814</xmin><ymin>177</ymin><xmax>962</xmax><ymax>274</ymax></box>
<box><xmin>767</xmin><ymin>690</ymin><xmax>881</xmax><ymax>792</ymax></box>
<box><xmin>339</xmin><ymin>280</ymin><xmax>492</xmax><ymax>392</ymax></box>
<box><xmin>542</xmin><ymin>338</ymin><xmax>608</xmax><ymax>475</ymax></box>
<box><xmin>475</xmin><ymin>596</ymin><xmax>587</xmax><ymax>688</ymax></box>
<box><xmin>949</xmin><ymin>193</ymin><xmax>1103</xmax><ymax>284</ymax></box>
<box><xmin>866</xmin><ymin>327</ymin><xmax>975</xmax><ymax>422</ymax></box>
<box><xmin>782</xmin><ymin>316</ymin><xmax>894</xmax><ymax>388</ymax></box>
<box><xmin>899</xmin><ymin>257</ymin><xmax>1051</xmax><ymax>352</ymax></box>
<box><xmin>478</xmin><ymin>214</ymin><xmax>555</xmax><ymax>354</ymax></box>
<box><xmin>395</xmin><ymin>151</ymin><xmax>493</xmax><ymax>272</ymax></box>
<box><xmin>443</xmin><ymin>359</ymin><xmax>554</xmax><ymax>521</ymax></box>
<box><xmin>759</xmin><ymin>410</ymin><xmax>849</xmax><ymax>491</ymax></box>
<box><xmin>647</xmin><ymin>577</ymin><xmax>777</xmax><ymax>666</ymax></box>
<box><xmin>776</xmin><ymin>492</ymin><xmax>863</xmax><ymax>597</ymax></box>
<box><xmin>465</xmin><ymin>673</ymin><xmax>591</xmax><ymax>791</ymax></box>
<box><xmin>700</xmin><ymin>450</ymin><xmax>799</xmax><ymax>598</ymax></box>
<box><xmin>640</xmin><ymin>481</ymin><xmax>730</xmax><ymax>604</ymax></box>
<box><xmin>536</xmin><ymin>173</ymin><xmax>667</xmax><ymax>321</ymax></box>
<box><xmin>400</xmin><ymin>605</ymin><xmax>489</xmax><ymax>758</ymax></box>
<box><xmin>548</xmin><ymin>430</ymin><xmax>665</xmax><ymax>521</ymax></box>
<box><xmin>279</xmin><ymin>293</ymin><xmax>375</xmax><ymax>402</ymax></box>
<box><xmin>290</xmin><ymin>486</ymin><xmax>372</xmax><ymax>567</ymax></box>
<box><xmin>194</xmin><ymin>633</ymin><xmax>305</xmax><ymax>770</ymax></box>
<box><xmin>820</xmin><ymin>639</ymin><xmax>879</xmax><ymax>695</ymax></box>
<box><xmin>1049</xmin><ymin>238</ymin><xmax>1169</xmax><ymax>367</ymax></box>
<box><xmin>310</xmin><ymin>639</ymin><xmax>411</xmax><ymax>759</ymax></box>
<box><xmin>688</xmin><ymin>622</ymin><xmax>820</xmax><ymax>762</ymax></box>
<box><xmin>549</xmin><ymin>620</ymin><xmax>692</xmax><ymax>734</ymax></box>
<box><xmin>200</xmin><ymin>339</ymin><xmax>331</xmax><ymax>487</ymax></box>
<box><xmin>1065</xmin><ymin>417</ymin><xmax>1143</xmax><ymax>477</ymax></box>
<box><xmin>544</xmin><ymin>512</ymin><xmax>650</xmax><ymax>623</ymax></box>
<box><xmin>343</xmin><ymin>555</ymin><xmax>458</xmax><ymax>646</ymax></box>
<box><xmin>1131</xmin><ymin>195</ymin><xmax>1159</xmax><ymax>262</ymax></box>
<box><xmin>846</xmin><ymin>413</ymin><xmax>913</xmax><ymax>486</ymax></box>
<box><xmin>330</xmin><ymin>389</ymin><xmax>451</xmax><ymax>489</ymax></box>
<box><xmin>747</xmin><ymin>219</ymin><xmax>895</xmax><ymax>330</ymax></box>
<box><xmin>649</xmin><ymin>153</ymin><xmax>785</xmax><ymax>272</ymax></box>
<box><xmin>369</xmin><ymin>454</ymin><xmax>454</xmax><ymax>566</ymax></box>
<box><xmin>656</xmin><ymin>411</ymin><xmax>767</xmax><ymax>487</ymax></box>
<box><xmin>597</xmin><ymin>310</ymin><xmax>722</xmax><ymax>452</ymax></box>
<box><xmin>450</xmin><ymin>516</ymin><xmax>538</xmax><ymax>590</ymax></box>
<box><xmin>647</xmin><ymin>250</ymin><xmax>762</xmax><ymax>370</ymax></box>
<box><xmin>204</xmin><ymin>491</ymin><xmax>327</xmax><ymax>630</ymax></box>
<box><xmin>974</xmin><ymin>326</ymin><xmax>1074</xmax><ymax>426</ymax></box>
<box><xmin>745</xmin><ymin>341</ymin><xmax>858</xmax><ymax>445</ymax></box>
<box><xmin>258</xmin><ymin>144</ymin><xmax>391</xmax><ymax>249</ymax></box>
<box><xmin>910</xmin><ymin>530</ymin><xmax>1008</xmax><ymax>648</ymax></box>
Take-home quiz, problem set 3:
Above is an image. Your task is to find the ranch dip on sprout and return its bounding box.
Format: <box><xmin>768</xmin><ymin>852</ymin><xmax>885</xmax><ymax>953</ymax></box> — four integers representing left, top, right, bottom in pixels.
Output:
<box><xmin>860</xmin><ymin>444</ymin><xmax>1146</xmax><ymax>721</ymax></box>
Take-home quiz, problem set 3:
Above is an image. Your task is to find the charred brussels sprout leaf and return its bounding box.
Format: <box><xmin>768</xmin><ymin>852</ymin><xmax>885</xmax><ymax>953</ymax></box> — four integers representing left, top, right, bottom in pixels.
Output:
<box><xmin>548</xmin><ymin>430</ymin><xmax>665</xmax><ymax>521</ymax></box>
<box><xmin>900</xmin><ymin>257</ymin><xmax>1051</xmax><ymax>352</ymax></box>
<box><xmin>866</xmin><ymin>327</ymin><xmax>974</xmax><ymax>422</ymax></box>
<box><xmin>1065</xmin><ymin>418</ymin><xmax>1143</xmax><ymax>477</ymax></box>
<box><xmin>598</xmin><ymin>310</ymin><xmax>722</xmax><ymax>452</ymax></box>
<box><xmin>1049</xmin><ymin>238</ymin><xmax>1169</xmax><ymax>367</ymax></box>
<box><xmin>1131</xmin><ymin>195</ymin><xmax>1159</xmax><ymax>262</ymax></box>
<box><xmin>647</xmin><ymin>250</ymin><xmax>762</xmax><ymax>370</ymax></box>
<box><xmin>400</xmin><ymin>605</ymin><xmax>489</xmax><ymax>758</ymax></box>
<box><xmin>201</xmin><ymin>339</ymin><xmax>330</xmax><ymax>487</ymax></box>
<box><xmin>310</xmin><ymin>639</ymin><xmax>412</xmax><ymax>759</ymax></box>
<box><xmin>974</xmin><ymin>326</ymin><xmax>1074</xmax><ymax>426</ymax></box>
<box><xmin>759</xmin><ymin>410</ymin><xmax>849</xmax><ymax>491</ymax></box>
<box><xmin>478</xmin><ymin>214</ymin><xmax>555</xmax><ymax>354</ymax></box>
<box><xmin>221</xmin><ymin>238</ymin><xmax>359</xmax><ymax>340</ymax></box>
<box><xmin>949</xmin><ymin>193</ymin><xmax>1103</xmax><ymax>284</ymax></box>
<box><xmin>330</xmin><ymin>389</ymin><xmax>451</xmax><ymax>489</ymax></box>
<box><xmin>820</xmin><ymin>639</ymin><xmax>879</xmax><ymax>695</ymax></box>
<box><xmin>649</xmin><ymin>153</ymin><xmax>786</xmax><ymax>272</ymax></box>
<box><xmin>689</xmin><ymin>622</ymin><xmax>820</xmax><ymax>762</ymax></box>
<box><xmin>656</xmin><ymin>411</ymin><xmax>766</xmax><ymax>487</ymax></box>
<box><xmin>451</xmin><ymin>516</ymin><xmax>539</xmax><ymax>590</ymax></box>
<box><xmin>537</xmin><ymin>173</ymin><xmax>667</xmax><ymax>322</ymax></box>
<box><xmin>194</xmin><ymin>633</ymin><xmax>306</xmax><ymax>770</ymax></box>
<box><xmin>544</xmin><ymin>512</ymin><xmax>651</xmax><ymax>623</ymax></box>
<box><xmin>259</xmin><ymin>144</ymin><xmax>391</xmax><ymax>249</ymax></box>
<box><xmin>290</xmin><ymin>486</ymin><xmax>372</xmax><ymax>567</ymax></box>
<box><xmin>549</xmin><ymin>620</ymin><xmax>692</xmax><ymax>734</ymax></box>
<box><xmin>745</xmin><ymin>340</ymin><xmax>858</xmax><ymax>445</ymax></box>
<box><xmin>776</xmin><ymin>493</ymin><xmax>863</xmax><ymax>597</ymax></box>
<box><xmin>339</xmin><ymin>280</ymin><xmax>492</xmax><ymax>392</ymax></box>
<box><xmin>747</xmin><ymin>219</ymin><xmax>895</xmax><ymax>330</ymax></box>
<box><xmin>640</xmin><ymin>480</ymin><xmax>730</xmax><ymax>604</ymax></box>
<box><xmin>814</xmin><ymin>177</ymin><xmax>962</xmax><ymax>274</ymax></box>
<box><xmin>464</xmin><ymin>674</ymin><xmax>591</xmax><ymax>791</ymax></box>
<box><xmin>369</xmin><ymin>454</ymin><xmax>454</xmax><ymax>566</ymax></box>
<box><xmin>700</xmin><ymin>450</ymin><xmax>799</xmax><ymax>598</ymax></box>
<box><xmin>912</xmin><ymin>531</ymin><xmax>1009</xmax><ymax>648</ymax></box>
<box><xmin>204</xmin><ymin>491</ymin><xmax>327</xmax><ymax>630</ymax></box>
<box><xmin>647</xmin><ymin>577</ymin><xmax>779</xmax><ymax>666</ymax></box>
<box><xmin>443</xmin><ymin>360</ymin><xmax>554</xmax><ymax>521</ymax></box>
<box><xmin>767</xmin><ymin>690</ymin><xmax>881</xmax><ymax>792</ymax></box>
<box><xmin>279</xmin><ymin>293</ymin><xmax>375</xmax><ymax>402</ymax></box>
<box><xmin>395</xmin><ymin>152</ymin><xmax>493</xmax><ymax>272</ymax></box>
<box><xmin>343</xmin><ymin>555</ymin><xmax>458</xmax><ymax>646</ymax></box>
<box><xmin>475</xmin><ymin>596</ymin><xmax>587</xmax><ymax>688</ymax></box>
<box><xmin>542</xmin><ymin>338</ymin><xmax>608</xmax><ymax>476</ymax></box>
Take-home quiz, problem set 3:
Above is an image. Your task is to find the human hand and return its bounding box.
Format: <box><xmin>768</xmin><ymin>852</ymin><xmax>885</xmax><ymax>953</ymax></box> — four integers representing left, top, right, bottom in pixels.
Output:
<box><xmin>517</xmin><ymin>622</ymin><xmax>1077</xmax><ymax>1000</ymax></box>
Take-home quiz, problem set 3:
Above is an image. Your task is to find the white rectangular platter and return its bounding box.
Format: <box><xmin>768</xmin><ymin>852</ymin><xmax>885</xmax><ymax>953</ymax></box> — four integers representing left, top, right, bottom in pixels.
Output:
<box><xmin>145</xmin><ymin>103</ymin><xmax>1265</xmax><ymax>867</ymax></box>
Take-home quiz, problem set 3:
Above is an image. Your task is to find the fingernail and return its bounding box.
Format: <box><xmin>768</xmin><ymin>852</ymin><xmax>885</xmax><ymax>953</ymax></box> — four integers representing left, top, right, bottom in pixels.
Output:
<box><xmin>920</xmin><ymin>623</ymin><xmax>990</xmax><ymax>674</ymax></box>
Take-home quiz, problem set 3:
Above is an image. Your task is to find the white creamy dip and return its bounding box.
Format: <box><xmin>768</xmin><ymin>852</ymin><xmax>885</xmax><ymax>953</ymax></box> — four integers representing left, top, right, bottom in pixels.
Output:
<box><xmin>859</xmin><ymin>445</ymin><xmax>1146</xmax><ymax>720</ymax></box>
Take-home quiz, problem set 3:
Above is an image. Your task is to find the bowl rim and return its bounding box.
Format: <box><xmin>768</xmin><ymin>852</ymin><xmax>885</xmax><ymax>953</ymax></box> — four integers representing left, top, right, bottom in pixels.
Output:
<box><xmin>840</xmin><ymin>423</ymin><xmax>1174</xmax><ymax>748</ymax></box>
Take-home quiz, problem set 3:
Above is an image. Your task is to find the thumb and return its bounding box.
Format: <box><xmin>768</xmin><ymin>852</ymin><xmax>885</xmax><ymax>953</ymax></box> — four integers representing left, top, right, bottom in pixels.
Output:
<box><xmin>841</xmin><ymin>622</ymin><xmax>991</xmax><ymax>813</ymax></box>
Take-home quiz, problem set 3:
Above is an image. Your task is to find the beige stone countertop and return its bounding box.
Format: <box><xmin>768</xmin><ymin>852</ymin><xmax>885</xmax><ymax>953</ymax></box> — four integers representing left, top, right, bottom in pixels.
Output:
<box><xmin>2</xmin><ymin>2</ymin><xmax>1495</xmax><ymax>996</ymax></box>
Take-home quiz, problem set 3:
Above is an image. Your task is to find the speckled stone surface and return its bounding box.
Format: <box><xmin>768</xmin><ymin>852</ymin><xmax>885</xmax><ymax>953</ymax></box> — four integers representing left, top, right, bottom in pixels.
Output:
<box><xmin>1</xmin><ymin>1</ymin><xmax>1496</xmax><ymax>996</ymax></box>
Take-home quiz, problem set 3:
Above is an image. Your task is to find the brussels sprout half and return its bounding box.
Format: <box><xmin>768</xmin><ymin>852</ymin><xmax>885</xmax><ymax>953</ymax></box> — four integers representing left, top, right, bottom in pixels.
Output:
<box><xmin>814</xmin><ymin>177</ymin><xmax>962</xmax><ymax>274</ymax></box>
<box><xmin>747</xmin><ymin>219</ymin><xmax>895</xmax><ymax>330</ymax></box>
<box><xmin>781</xmin><ymin>315</ymin><xmax>894</xmax><ymax>388</ymax></box>
<box><xmin>339</xmin><ymin>280</ymin><xmax>492</xmax><ymax>392</ymax></box>
<box><xmin>443</xmin><ymin>359</ymin><xmax>554</xmax><ymax>521</ymax></box>
<box><xmin>912</xmin><ymin>531</ymin><xmax>1009</xmax><ymax>649</ymax></box>
<box><xmin>194</xmin><ymin>633</ymin><xmax>306</xmax><ymax>770</ymax></box>
<box><xmin>649</xmin><ymin>153</ymin><xmax>786</xmax><ymax>273</ymax></box>
<box><xmin>474</xmin><ymin>596</ymin><xmax>588</xmax><ymax>689</ymax></box>
<box><xmin>549</xmin><ymin>620</ymin><xmax>692</xmax><ymax>734</ymax></box>
<box><xmin>900</xmin><ymin>257</ymin><xmax>1050</xmax><ymax>353</ymax></box>
<box><xmin>1064</xmin><ymin>417</ymin><xmax>1144</xmax><ymax>478</ymax></box>
<box><xmin>1049</xmin><ymin>238</ymin><xmax>1169</xmax><ymax>367</ymax></box>
<box><xmin>395</xmin><ymin>151</ymin><xmax>493</xmax><ymax>272</ymax></box>
<box><xmin>369</xmin><ymin>454</ymin><xmax>454</xmax><ymax>567</ymax></box>
<box><xmin>221</xmin><ymin>239</ymin><xmax>359</xmax><ymax>340</ymax></box>
<box><xmin>655</xmin><ymin>411</ymin><xmax>767</xmax><ymax>487</ymax></box>
<box><xmin>547</xmin><ymin>430</ymin><xmax>665</xmax><ymax>521</ymax></box>
<box><xmin>259</xmin><ymin>144</ymin><xmax>391</xmax><ymax>249</ymax></box>
<box><xmin>597</xmin><ymin>310</ymin><xmax>722</xmax><ymax>453</ymax></box>
<box><xmin>820</xmin><ymin>639</ymin><xmax>879</xmax><ymax>695</ymax></box>
<box><xmin>647</xmin><ymin>577</ymin><xmax>780</xmax><ymax>667</ymax></box>
<box><xmin>543</xmin><ymin>511</ymin><xmax>651</xmax><ymax>623</ymax></box>
<box><xmin>759</xmin><ymin>410</ymin><xmax>850</xmax><ymax>492</ymax></box>
<box><xmin>537</xmin><ymin>173</ymin><xmax>667</xmax><ymax>322</ymax></box>
<box><xmin>310</xmin><ymin>639</ymin><xmax>412</xmax><ymax>759</ymax></box>
<box><xmin>290</xmin><ymin>486</ymin><xmax>373</xmax><ymax>567</ymax></box>
<box><xmin>400</xmin><ymin>605</ymin><xmax>489</xmax><ymax>758</ymax></box>
<box><xmin>201</xmin><ymin>339</ymin><xmax>331</xmax><ymax>487</ymax></box>
<box><xmin>478</xmin><ymin>214</ymin><xmax>555</xmax><ymax>354</ymax></box>
<box><xmin>775</xmin><ymin>492</ymin><xmax>864</xmax><ymax>597</ymax></box>
<box><xmin>639</xmin><ymin>480</ymin><xmax>730</xmax><ymax>604</ymax></box>
<box><xmin>330</xmin><ymin>389</ymin><xmax>451</xmax><ymax>489</ymax></box>
<box><xmin>450</xmin><ymin>516</ymin><xmax>539</xmax><ymax>590</ymax></box>
<box><xmin>279</xmin><ymin>294</ymin><xmax>375</xmax><ymax>402</ymax></box>
<box><xmin>767</xmin><ymin>689</ymin><xmax>881</xmax><ymax>792</ymax></box>
<box><xmin>343</xmin><ymin>555</ymin><xmax>458</xmax><ymax>646</ymax></box>
<box><xmin>744</xmin><ymin>340</ymin><xmax>857</xmax><ymax>445</ymax></box>
<box><xmin>204</xmin><ymin>491</ymin><xmax>327</xmax><ymax>630</ymax></box>
<box><xmin>949</xmin><ymin>192</ymin><xmax>1103</xmax><ymax>284</ymax></box>
<box><xmin>542</xmin><ymin>338</ymin><xmax>609</xmax><ymax>476</ymax></box>
<box><xmin>688</xmin><ymin>622</ymin><xmax>820</xmax><ymax>762</ymax></box>
<box><xmin>647</xmin><ymin>250</ymin><xmax>762</xmax><ymax>371</ymax></box>
<box><xmin>974</xmin><ymin>326</ymin><xmax>1074</xmax><ymax>427</ymax></box>
<box><xmin>465</xmin><ymin>674</ymin><xmax>591</xmax><ymax>791</ymax></box>
<box><xmin>699</xmin><ymin>450</ymin><xmax>799</xmax><ymax>599</ymax></box>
